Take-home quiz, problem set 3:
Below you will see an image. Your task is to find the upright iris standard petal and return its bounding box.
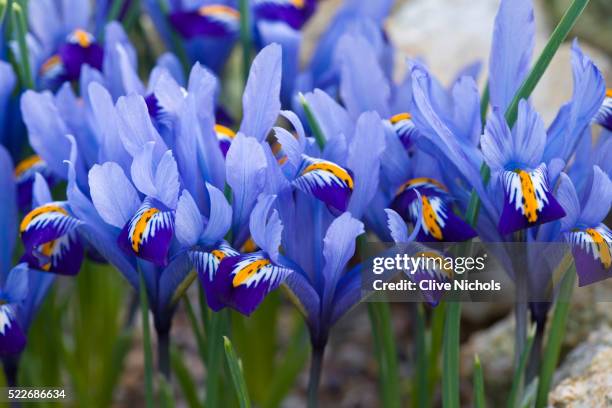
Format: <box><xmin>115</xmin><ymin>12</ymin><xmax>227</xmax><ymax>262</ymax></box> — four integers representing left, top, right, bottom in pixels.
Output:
<box><xmin>14</xmin><ymin>155</ymin><xmax>55</xmax><ymax>210</ymax></box>
<box><xmin>253</xmin><ymin>0</ymin><xmax>316</xmax><ymax>29</ymax></box>
<box><xmin>192</xmin><ymin>242</ymin><xmax>239</xmax><ymax>311</ymax></box>
<box><xmin>387</xmin><ymin>113</ymin><xmax>419</xmax><ymax>151</ymax></box>
<box><xmin>499</xmin><ymin>164</ymin><xmax>566</xmax><ymax>235</ymax></box>
<box><xmin>594</xmin><ymin>88</ymin><xmax>612</xmax><ymax>131</ymax></box>
<box><xmin>168</xmin><ymin>5</ymin><xmax>240</xmax><ymax>39</ymax></box>
<box><xmin>20</xmin><ymin>202</ymin><xmax>84</xmax><ymax>275</ymax></box>
<box><xmin>293</xmin><ymin>155</ymin><xmax>354</xmax><ymax>213</ymax></box>
<box><xmin>0</xmin><ymin>304</ymin><xmax>27</xmax><ymax>356</ymax></box>
<box><xmin>118</xmin><ymin>198</ymin><xmax>175</xmax><ymax>266</ymax></box>
<box><xmin>209</xmin><ymin>251</ymin><xmax>292</xmax><ymax>315</ymax></box>
<box><xmin>392</xmin><ymin>178</ymin><xmax>477</xmax><ymax>242</ymax></box>
<box><xmin>567</xmin><ymin>224</ymin><xmax>612</xmax><ymax>286</ymax></box>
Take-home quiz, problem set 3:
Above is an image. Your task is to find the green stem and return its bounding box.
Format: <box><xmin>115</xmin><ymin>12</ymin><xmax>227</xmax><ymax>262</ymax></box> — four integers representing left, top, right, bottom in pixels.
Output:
<box><xmin>158</xmin><ymin>329</ymin><xmax>171</xmax><ymax>379</ymax></box>
<box><xmin>106</xmin><ymin>0</ymin><xmax>125</xmax><ymax>22</ymax></box>
<box><xmin>206</xmin><ymin>309</ymin><xmax>229</xmax><ymax>408</ymax></box>
<box><xmin>507</xmin><ymin>326</ymin><xmax>536</xmax><ymax>408</ymax></box>
<box><xmin>306</xmin><ymin>345</ymin><xmax>324</xmax><ymax>408</ymax></box>
<box><xmin>535</xmin><ymin>266</ymin><xmax>576</xmax><ymax>408</ymax></box>
<box><xmin>413</xmin><ymin>304</ymin><xmax>428</xmax><ymax>408</ymax></box>
<box><xmin>10</xmin><ymin>2</ymin><xmax>33</xmax><ymax>89</ymax></box>
<box><xmin>139</xmin><ymin>271</ymin><xmax>155</xmax><ymax>408</ymax></box>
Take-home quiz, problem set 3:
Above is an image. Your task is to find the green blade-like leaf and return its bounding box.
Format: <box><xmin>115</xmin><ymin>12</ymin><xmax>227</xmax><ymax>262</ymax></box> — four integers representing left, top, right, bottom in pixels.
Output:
<box><xmin>413</xmin><ymin>304</ymin><xmax>429</xmax><ymax>408</ymax></box>
<box><xmin>10</xmin><ymin>2</ymin><xmax>34</xmax><ymax>89</ymax></box>
<box><xmin>535</xmin><ymin>265</ymin><xmax>576</xmax><ymax>408</ymax></box>
<box><xmin>139</xmin><ymin>270</ymin><xmax>155</xmax><ymax>408</ymax></box>
<box><xmin>368</xmin><ymin>301</ymin><xmax>401</xmax><ymax>408</ymax></box>
<box><xmin>299</xmin><ymin>93</ymin><xmax>327</xmax><ymax>150</ymax></box>
<box><xmin>442</xmin><ymin>302</ymin><xmax>461</xmax><ymax>408</ymax></box>
<box><xmin>171</xmin><ymin>346</ymin><xmax>202</xmax><ymax>408</ymax></box>
<box><xmin>508</xmin><ymin>326</ymin><xmax>536</xmax><ymax>408</ymax></box>
<box><xmin>473</xmin><ymin>355</ymin><xmax>486</xmax><ymax>408</ymax></box>
<box><xmin>224</xmin><ymin>336</ymin><xmax>252</xmax><ymax>408</ymax></box>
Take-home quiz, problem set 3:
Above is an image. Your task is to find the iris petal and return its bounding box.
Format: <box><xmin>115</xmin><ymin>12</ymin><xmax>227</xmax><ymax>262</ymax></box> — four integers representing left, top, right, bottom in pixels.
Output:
<box><xmin>207</xmin><ymin>251</ymin><xmax>292</xmax><ymax>315</ymax></box>
<box><xmin>168</xmin><ymin>5</ymin><xmax>240</xmax><ymax>39</ymax></box>
<box><xmin>392</xmin><ymin>178</ymin><xmax>477</xmax><ymax>242</ymax></box>
<box><xmin>388</xmin><ymin>113</ymin><xmax>420</xmax><ymax>150</ymax></box>
<box><xmin>499</xmin><ymin>164</ymin><xmax>565</xmax><ymax>235</ymax></box>
<box><xmin>567</xmin><ymin>224</ymin><xmax>612</xmax><ymax>286</ymax></box>
<box><xmin>192</xmin><ymin>242</ymin><xmax>239</xmax><ymax>311</ymax></box>
<box><xmin>0</xmin><ymin>305</ymin><xmax>27</xmax><ymax>356</ymax></box>
<box><xmin>14</xmin><ymin>155</ymin><xmax>55</xmax><ymax>211</ymax></box>
<box><xmin>118</xmin><ymin>198</ymin><xmax>175</xmax><ymax>266</ymax></box>
<box><xmin>253</xmin><ymin>0</ymin><xmax>316</xmax><ymax>29</ymax></box>
<box><xmin>594</xmin><ymin>89</ymin><xmax>612</xmax><ymax>131</ymax></box>
<box><xmin>292</xmin><ymin>155</ymin><xmax>354</xmax><ymax>212</ymax></box>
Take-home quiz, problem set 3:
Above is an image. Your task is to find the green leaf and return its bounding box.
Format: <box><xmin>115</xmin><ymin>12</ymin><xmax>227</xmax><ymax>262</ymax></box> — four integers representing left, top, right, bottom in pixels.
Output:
<box><xmin>159</xmin><ymin>375</ymin><xmax>176</xmax><ymax>408</ymax></box>
<box><xmin>183</xmin><ymin>295</ymin><xmax>208</xmax><ymax>365</ymax></box>
<box><xmin>535</xmin><ymin>265</ymin><xmax>576</xmax><ymax>408</ymax></box>
<box><xmin>473</xmin><ymin>355</ymin><xmax>486</xmax><ymax>408</ymax></box>
<box><xmin>507</xmin><ymin>326</ymin><xmax>536</xmax><ymax>408</ymax></box>
<box><xmin>262</xmin><ymin>320</ymin><xmax>308</xmax><ymax>408</ymax></box>
<box><xmin>239</xmin><ymin>0</ymin><xmax>252</xmax><ymax>84</ymax></box>
<box><xmin>10</xmin><ymin>2</ymin><xmax>34</xmax><ymax>89</ymax></box>
<box><xmin>442</xmin><ymin>302</ymin><xmax>461</xmax><ymax>408</ymax></box>
<box><xmin>504</xmin><ymin>0</ymin><xmax>590</xmax><ymax>127</ymax></box>
<box><xmin>139</xmin><ymin>270</ymin><xmax>155</xmax><ymax>408</ymax></box>
<box><xmin>206</xmin><ymin>309</ymin><xmax>229</xmax><ymax>408</ymax></box>
<box><xmin>224</xmin><ymin>336</ymin><xmax>252</xmax><ymax>408</ymax></box>
<box><xmin>299</xmin><ymin>93</ymin><xmax>327</xmax><ymax>150</ymax></box>
<box><xmin>368</xmin><ymin>302</ymin><xmax>401</xmax><ymax>408</ymax></box>
<box><xmin>413</xmin><ymin>304</ymin><xmax>429</xmax><ymax>408</ymax></box>
<box><xmin>171</xmin><ymin>346</ymin><xmax>202</xmax><ymax>408</ymax></box>
<box><xmin>427</xmin><ymin>302</ymin><xmax>446</xmax><ymax>398</ymax></box>
<box><xmin>0</xmin><ymin>0</ymin><xmax>8</xmax><ymax>26</ymax></box>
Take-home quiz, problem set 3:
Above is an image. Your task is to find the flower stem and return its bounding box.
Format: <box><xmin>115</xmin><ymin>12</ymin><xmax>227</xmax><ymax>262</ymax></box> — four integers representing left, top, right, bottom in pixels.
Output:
<box><xmin>157</xmin><ymin>329</ymin><xmax>171</xmax><ymax>380</ymax></box>
<box><xmin>2</xmin><ymin>355</ymin><xmax>19</xmax><ymax>387</ymax></box>
<box><xmin>10</xmin><ymin>2</ymin><xmax>34</xmax><ymax>90</ymax></box>
<box><xmin>139</xmin><ymin>270</ymin><xmax>155</xmax><ymax>408</ymax></box>
<box><xmin>307</xmin><ymin>344</ymin><xmax>325</xmax><ymax>408</ymax></box>
<box><xmin>239</xmin><ymin>0</ymin><xmax>251</xmax><ymax>85</ymax></box>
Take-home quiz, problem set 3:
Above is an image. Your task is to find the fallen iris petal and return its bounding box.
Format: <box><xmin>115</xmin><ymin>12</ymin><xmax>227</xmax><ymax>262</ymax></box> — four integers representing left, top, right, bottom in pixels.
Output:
<box><xmin>192</xmin><ymin>242</ymin><xmax>239</xmax><ymax>311</ymax></box>
<box><xmin>208</xmin><ymin>252</ymin><xmax>292</xmax><ymax>315</ymax></box>
<box><xmin>118</xmin><ymin>199</ymin><xmax>175</xmax><ymax>266</ymax></box>
<box><xmin>567</xmin><ymin>224</ymin><xmax>612</xmax><ymax>286</ymax></box>
<box><xmin>499</xmin><ymin>164</ymin><xmax>565</xmax><ymax>235</ymax></box>
<box><xmin>392</xmin><ymin>178</ymin><xmax>477</xmax><ymax>242</ymax></box>
<box><xmin>593</xmin><ymin>88</ymin><xmax>612</xmax><ymax>131</ymax></box>
<box><xmin>0</xmin><ymin>305</ymin><xmax>27</xmax><ymax>356</ymax></box>
<box><xmin>168</xmin><ymin>5</ymin><xmax>240</xmax><ymax>39</ymax></box>
<box><xmin>293</xmin><ymin>156</ymin><xmax>353</xmax><ymax>212</ymax></box>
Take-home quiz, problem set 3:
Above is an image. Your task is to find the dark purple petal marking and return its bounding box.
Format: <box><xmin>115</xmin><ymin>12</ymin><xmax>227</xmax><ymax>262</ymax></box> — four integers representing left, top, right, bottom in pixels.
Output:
<box><xmin>253</xmin><ymin>0</ymin><xmax>316</xmax><ymax>29</ymax></box>
<box><xmin>499</xmin><ymin>164</ymin><xmax>566</xmax><ymax>235</ymax></box>
<box><xmin>168</xmin><ymin>5</ymin><xmax>240</xmax><ymax>39</ymax></box>
<box><xmin>14</xmin><ymin>155</ymin><xmax>55</xmax><ymax>211</ymax></box>
<box><xmin>388</xmin><ymin>112</ymin><xmax>420</xmax><ymax>151</ymax></box>
<box><xmin>405</xmin><ymin>251</ymin><xmax>454</xmax><ymax>306</ymax></box>
<box><xmin>21</xmin><ymin>229</ymin><xmax>84</xmax><ymax>275</ymax></box>
<box><xmin>119</xmin><ymin>199</ymin><xmax>175</xmax><ymax>266</ymax></box>
<box><xmin>215</xmin><ymin>124</ymin><xmax>236</xmax><ymax>157</ymax></box>
<box><xmin>293</xmin><ymin>156</ymin><xmax>353</xmax><ymax>212</ymax></box>
<box><xmin>209</xmin><ymin>252</ymin><xmax>292</xmax><ymax>315</ymax></box>
<box><xmin>192</xmin><ymin>242</ymin><xmax>239</xmax><ymax>311</ymax></box>
<box><xmin>0</xmin><ymin>305</ymin><xmax>27</xmax><ymax>356</ymax></box>
<box><xmin>568</xmin><ymin>224</ymin><xmax>612</xmax><ymax>286</ymax></box>
<box><xmin>392</xmin><ymin>178</ymin><xmax>477</xmax><ymax>242</ymax></box>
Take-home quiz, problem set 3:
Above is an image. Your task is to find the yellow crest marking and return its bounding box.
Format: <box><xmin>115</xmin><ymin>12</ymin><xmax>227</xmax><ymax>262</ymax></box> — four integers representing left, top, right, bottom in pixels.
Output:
<box><xmin>421</xmin><ymin>195</ymin><xmax>443</xmax><ymax>240</ymax></box>
<box><xmin>39</xmin><ymin>240</ymin><xmax>58</xmax><ymax>271</ymax></box>
<box><xmin>214</xmin><ymin>124</ymin><xmax>236</xmax><ymax>138</ymax></box>
<box><xmin>390</xmin><ymin>112</ymin><xmax>411</xmax><ymax>124</ymax></box>
<box><xmin>606</xmin><ymin>88</ymin><xmax>612</xmax><ymax>98</ymax></box>
<box><xmin>20</xmin><ymin>205</ymin><xmax>68</xmax><ymax>234</ymax></box>
<box><xmin>199</xmin><ymin>5</ymin><xmax>240</xmax><ymax>18</ymax></box>
<box><xmin>303</xmin><ymin>162</ymin><xmax>354</xmax><ymax>189</ymax></box>
<box><xmin>232</xmin><ymin>259</ymin><xmax>270</xmax><ymax>287</ymax></box>
<box><xmin>211</xmin><ymin>249</ymin><xmax>227</xmax><ymax>261</ymax></box>
<box><xmin>516</xmin><ymin>170</ymin><xmax>538</xmax><ymax>222</ymax></box>
<box><xmin>15</xmin><ymin>155</ymin><xmax>43</xmax><ymax>177</ymax></box>
<box><xmin>586</xmin><ymin>228</ymin><xmax>611</xmax><ymax>268</ymax></box>
<box><xmin>72</xmin><ymin>29</ymin><xmax>92</xmax><ymax>47</ymax></box>
<box><xmin>240</xmin><ymin>237</ymin><xmax>257</xmax><ymax>253</ymax></box>
<box><xmin>40</xmin><ymin>55</ymin><xmax>61</xmax><ymax>74</ymax></box>
<box><xmin>131</xmin><ymin>208</ymin><xmax>160</xmax><ymax>253</ymax></box>
<box><xmin>290</xmin><ymin>0</ymin><xmax>305</xmax><ymax>8</ymax></box>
